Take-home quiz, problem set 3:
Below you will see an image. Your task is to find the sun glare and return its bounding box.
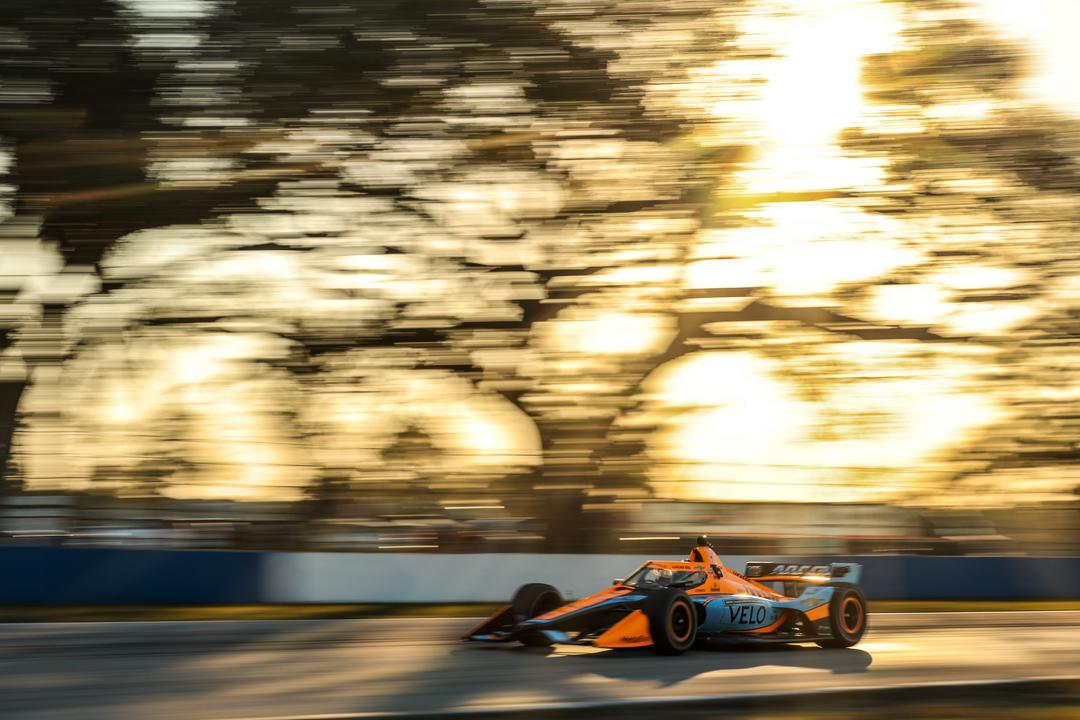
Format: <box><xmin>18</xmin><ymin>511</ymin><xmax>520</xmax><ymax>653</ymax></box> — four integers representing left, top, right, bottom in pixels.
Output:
<box><xmin>721</xmin><ymin>0</ymin><xmax>903</xmax><ymax>193</ymax></box>
<box><xmin>975</xmin><ymin>0</ymin><xmax>1080</xmax><ymax>116</ymax></box>
<box><xmin>689</xmin><ymin>202</ymin><xmax>923</xmax><ymax>301</ymax></box>
<box><xmin>646</xmin><ymin>347</ymin><xmax>1005</xmax><ymax>503</ymax></box>
<box><xmin>550</xmin><ymin>311</ymin><xmax>675</xmax><ymax>357</ymax></box>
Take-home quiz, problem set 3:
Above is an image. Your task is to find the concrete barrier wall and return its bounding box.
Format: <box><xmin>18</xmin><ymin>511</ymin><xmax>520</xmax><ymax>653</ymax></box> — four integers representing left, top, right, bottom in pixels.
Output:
<box><xmin>2</xmin><ymin>547</ymin><xmax>1079</xmax><ymax>604</ymax></box>
<box><xmin>260</xmin><ymin>552</ymin><xmax>686</xmax><ymax>603</ymax></box>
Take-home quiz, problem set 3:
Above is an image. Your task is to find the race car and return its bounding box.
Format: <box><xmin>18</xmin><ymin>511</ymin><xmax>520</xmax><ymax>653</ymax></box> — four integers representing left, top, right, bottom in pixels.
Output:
<box><xmin>464</xmin><ymin>537</ymin><xmax>867</xmax><ymax>655</ymax></box>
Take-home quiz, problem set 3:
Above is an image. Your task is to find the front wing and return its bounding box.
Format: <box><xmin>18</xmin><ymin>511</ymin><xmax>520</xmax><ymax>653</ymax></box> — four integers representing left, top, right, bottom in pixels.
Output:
<box><xmin>464</xmin><ymin>592</ymin><xmax>656</xmax><ymax>649</ymax></box>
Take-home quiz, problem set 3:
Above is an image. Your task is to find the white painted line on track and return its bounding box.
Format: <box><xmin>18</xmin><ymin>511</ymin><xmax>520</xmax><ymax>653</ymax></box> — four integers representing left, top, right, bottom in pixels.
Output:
<box><xmin>208</xmin><ymin>674</ymin><xmax>1080</xmax><ymax>720</ymax></box>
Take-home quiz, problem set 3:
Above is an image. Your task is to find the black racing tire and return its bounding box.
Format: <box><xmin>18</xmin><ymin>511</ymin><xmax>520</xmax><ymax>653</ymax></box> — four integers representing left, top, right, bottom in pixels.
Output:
<box><xmin>644</xmin><ymin>589</ymin><xmax>697</xmax><ymax>655</ymax></box>
<box><xmin>816</xmin><ymin>586</ymin><xmax>868</xmax><ymax>649</ymax></box>
<box><xmin>511</xmin><ymin>583</ymin><xmax>564</xmax><ymax>646</ymax></box>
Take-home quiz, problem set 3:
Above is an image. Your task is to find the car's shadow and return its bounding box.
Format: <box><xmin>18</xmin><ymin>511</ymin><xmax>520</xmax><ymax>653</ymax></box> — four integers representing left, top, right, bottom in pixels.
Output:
<box><xmin>562</xmin><ymin>643</ymin><xmax>873</xmax><ymax>686</ymax></box>
<box><xmin>461</xmin><ymin>639</ymin><xmax>872</xmax><ymax>685</ymax></box>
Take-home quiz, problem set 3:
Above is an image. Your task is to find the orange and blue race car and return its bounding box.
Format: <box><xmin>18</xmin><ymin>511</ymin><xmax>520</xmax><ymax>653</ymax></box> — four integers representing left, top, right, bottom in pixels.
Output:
<box><xmin>465</xmin><ymin>537</ymin><xmax>867</xmax><ymax>655</ymax></box>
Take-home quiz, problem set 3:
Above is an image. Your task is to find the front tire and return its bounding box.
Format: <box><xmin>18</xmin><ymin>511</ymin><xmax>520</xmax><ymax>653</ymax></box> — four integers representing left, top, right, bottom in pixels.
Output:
<box><xmin>511</xmin><ymin>583</ymin><xmax>564</xmax><ymax>646</ymax></box>
<box><xmin>644</xmin><ymin>589</ymin><xmax>697</xmax><ymax>655</ymax></box>
<box><xmin>816</xmin><ymin>586</ymin><xmax>868</xmax><ymax>648</ymax></box>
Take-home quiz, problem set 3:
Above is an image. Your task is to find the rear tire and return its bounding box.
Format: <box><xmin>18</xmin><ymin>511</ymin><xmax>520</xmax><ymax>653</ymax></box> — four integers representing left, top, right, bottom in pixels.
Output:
<box><xmin>816</xmin><ymin>586</ymin><xmax>868</xmax><ymax>648</ymax></box>
<box><xmin>644</xmin><ymin>589</ymin><xmax>697</xmax><ymax>655</ymax></box>
<box><xmin>511</xmin><ymin>583</ymin><xmax>564</xmax><ymax>646</ymax></box>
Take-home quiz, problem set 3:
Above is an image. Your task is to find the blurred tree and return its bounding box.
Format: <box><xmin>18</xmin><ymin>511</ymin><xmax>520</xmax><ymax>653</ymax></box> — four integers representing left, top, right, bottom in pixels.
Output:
<box><xmin>5</xmin><ymin>0</ymin><xmax>1076</xmax><ymax>552</ymax></box>
<box><xmin>847</xmin><ymin>4</ymin><xmax>1080</xmax><ymax>501</ymax></box>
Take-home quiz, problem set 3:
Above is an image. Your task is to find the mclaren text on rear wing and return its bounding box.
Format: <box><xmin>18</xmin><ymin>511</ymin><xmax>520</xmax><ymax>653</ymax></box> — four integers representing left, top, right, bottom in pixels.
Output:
<box><xmin>744</xmin><ymin>561</ymin><xmax>862</xmax><ymax>585</ymax></box>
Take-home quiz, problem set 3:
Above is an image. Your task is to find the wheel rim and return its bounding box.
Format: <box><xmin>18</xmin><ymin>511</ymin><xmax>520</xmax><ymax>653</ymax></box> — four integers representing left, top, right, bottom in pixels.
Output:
<box><xmin>840</xmin><ymin>596</ymin><xmax>864</xmax><ymax>635</ymax></box>
<box><xmin>669</xmin><ymin>600</ymin><xmax>693</xmax><ymax>642</ymax></box>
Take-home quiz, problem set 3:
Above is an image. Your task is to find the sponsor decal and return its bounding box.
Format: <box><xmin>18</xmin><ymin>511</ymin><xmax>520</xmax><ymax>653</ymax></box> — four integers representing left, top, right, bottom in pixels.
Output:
<box><xmin>726</xmin><ymin>602</ymin><xmax>769</xmax><ymax>626</ymax></box>
<box><xmin>772</xmin><ymin>564</ymin><xmax>829</xmax><ymax>575</ymax></box>
<box><xmin>621</xmin><ymin>634</ymin><xmax>649</xmax><ymax>643</ymax></box>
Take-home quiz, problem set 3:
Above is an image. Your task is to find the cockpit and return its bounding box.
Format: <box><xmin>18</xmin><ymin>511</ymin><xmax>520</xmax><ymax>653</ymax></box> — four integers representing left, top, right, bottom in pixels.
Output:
<box><xmin>622</xmin><ymin>564</ymin><xmax>707</xmax><ymax>590</ymax></box>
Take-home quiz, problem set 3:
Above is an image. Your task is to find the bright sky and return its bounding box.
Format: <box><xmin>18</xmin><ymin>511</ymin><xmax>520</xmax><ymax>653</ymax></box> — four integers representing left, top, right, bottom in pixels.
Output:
<box><xmin>729</xmin><ymin>0</ymin><xmax>904</xmax><ymax>193</ymax></box>
<box><xmin>975</xmin><ymin>0</ymin><xmax>1080</xmax><ymax>117</ymax></box>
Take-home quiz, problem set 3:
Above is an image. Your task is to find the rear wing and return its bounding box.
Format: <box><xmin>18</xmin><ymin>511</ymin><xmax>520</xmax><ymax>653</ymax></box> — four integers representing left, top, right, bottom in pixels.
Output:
<box><xmin>744</xmin><ymin>561</ymin><xmax>862</xmax><ymax>585</ymax></box>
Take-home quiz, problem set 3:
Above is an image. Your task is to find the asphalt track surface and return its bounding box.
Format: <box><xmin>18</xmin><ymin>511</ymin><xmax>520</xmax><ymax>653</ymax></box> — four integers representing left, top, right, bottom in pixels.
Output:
<box><xmin>0</xmin><ymin>612</ymin><xmax>1077</xmax><ymax>720</ymax></box>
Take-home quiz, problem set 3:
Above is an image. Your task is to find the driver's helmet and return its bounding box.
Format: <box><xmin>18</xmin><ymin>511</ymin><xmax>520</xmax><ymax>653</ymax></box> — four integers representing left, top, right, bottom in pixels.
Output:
<box><xmin>650</xmin><ymin>567</ymin><xmax>673</xmax><ymax>584</ymax></box>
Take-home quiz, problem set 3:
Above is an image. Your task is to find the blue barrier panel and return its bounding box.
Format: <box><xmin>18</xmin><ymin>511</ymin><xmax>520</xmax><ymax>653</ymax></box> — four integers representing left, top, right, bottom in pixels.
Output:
<box><xmin>773</xmin><ymin>555</ymin><xmax>1080</xmax><ymax>600</ymax></box>
<box><xmin>0</xmin><ymin>547</ymin><xmax>263</xmax><ymax>604</ymax></box>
